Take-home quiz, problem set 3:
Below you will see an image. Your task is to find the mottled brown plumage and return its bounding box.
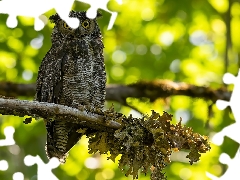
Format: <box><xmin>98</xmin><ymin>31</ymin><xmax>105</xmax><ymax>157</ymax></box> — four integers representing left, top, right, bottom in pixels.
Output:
<box><xmin>35</xmin><ymin>11</ymin><xmax>106</xmax><ymax>163</ymax></box>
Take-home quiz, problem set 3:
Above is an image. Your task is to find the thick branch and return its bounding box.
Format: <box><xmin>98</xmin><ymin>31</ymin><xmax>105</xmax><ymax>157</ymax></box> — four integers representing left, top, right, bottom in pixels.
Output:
<box><xmin>0</xmin><ymin>98</ymin><xmax>122</xmax><ymax>131</ymax></box>
<box><xmin>126</xmin><ymin>80</ymin><xmax>230</xmax><ymax>102</ymax></box>
<box><xmin>0</xmin><ymin>80</ymin><xmax>231</xmax><ymax>104</ymax></box>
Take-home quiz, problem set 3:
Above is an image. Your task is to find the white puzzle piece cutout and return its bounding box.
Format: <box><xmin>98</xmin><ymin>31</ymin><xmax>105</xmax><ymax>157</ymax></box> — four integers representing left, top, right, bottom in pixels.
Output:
<box><xmin>206</xmin><ymin>148</ymin><xmax>240</xmax><ymax>179</ymax></box>
<box><xmin>212</xmin><ymin>70</ymin><xmax>240</xmax><ymax>145</ymax></box>
<box><xmin>24</xmin><ymin>155</ymin><xmax>60</xmax><ymax>180</ymax></box>
<box><xmin>12</xmin><ymin>172</ymin><xmax>24</xmax><ymax>180</ymax></box>
<box><xmin>0</xmin><ymin>160</ymin><xmax>8</xmax><ymax>171</ymax></box>
<box><xmin>0</xmin><ymin>0</ymin><xmax>122</xmax><ymax>30</ymax></box>
<box><xmin>207</xmin><ymin>69</ymin><xmax>240</xmax><ymax>179</ymax></box>
<box><xmin>0</xmin><ymin>0</ymin><xmax>78</xmax><ymax>30</ymax></box>
<box><xmin>77</xmin><ymin>0</ymin><xmax>122</xmax><ymax>30</ymax></box>
<box><xmin>0</xmin><ymin>126</ymin><xmax>15</xmax><ymax>172</ymax></box>
<box><xmin>0</xmin><ymin>126</ymin><xmax>15</xmax><ymax>146</ymax></box>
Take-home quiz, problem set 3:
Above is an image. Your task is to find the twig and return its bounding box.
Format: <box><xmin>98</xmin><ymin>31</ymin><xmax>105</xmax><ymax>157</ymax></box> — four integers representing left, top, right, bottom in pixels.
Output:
<box><xmin>224</xmin><ymin>0</ymin><xmax>233</xmax><ymax>73</ymax></box>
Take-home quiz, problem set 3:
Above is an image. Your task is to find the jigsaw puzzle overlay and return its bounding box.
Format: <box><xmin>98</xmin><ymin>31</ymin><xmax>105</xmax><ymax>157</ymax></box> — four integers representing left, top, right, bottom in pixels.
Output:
<box><xmin>2</xmin><ymin>1</ymin><xmax>239</xmax><ymax>179</ymax></box>
<box><xmin>0</xmin><ymin>126</ymin><xmax>15</xmax><ymax>172</ymax></box>
<box><xmin>0</xmin><ymin>126</ymin><xmax>60</xmax><ymax>180</ymax></box>
<box><xmin>0</xmin><ymin>0</ymin><xmax>122</xmax><ymax>30</ymax></box>
<box><xmin>206</xmin><ymin>69</ymin><xmax>240</xmax><ymax>179</ymax></box>
<box><xmin>24</xmin><ymin>155</ymin><xmax>60</xmax><ymax>180</ymax></box>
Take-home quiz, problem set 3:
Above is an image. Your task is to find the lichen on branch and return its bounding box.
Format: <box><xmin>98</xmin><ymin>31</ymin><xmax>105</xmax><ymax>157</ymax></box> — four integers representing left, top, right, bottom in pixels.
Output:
<box><xmin>88</xmin><ymin>110</ymin><xmax>211</xmax><ymax>180</ymax></box>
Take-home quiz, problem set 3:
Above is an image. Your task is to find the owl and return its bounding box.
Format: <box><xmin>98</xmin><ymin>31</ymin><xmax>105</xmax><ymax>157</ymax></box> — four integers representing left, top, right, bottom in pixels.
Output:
<box><xmin>35</xmin><ymin>11</ymin><xmax>106</xmax><ymax>163</ymax></box>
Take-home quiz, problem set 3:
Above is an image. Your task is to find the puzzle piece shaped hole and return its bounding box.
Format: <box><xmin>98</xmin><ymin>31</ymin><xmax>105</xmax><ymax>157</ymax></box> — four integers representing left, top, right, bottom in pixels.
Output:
<box><xmin>0</xmin><ymin>126</ymin><xmax>15</xmax><ymax>147</ymax></box>
<box><xmin>24</xmin><ymin>155</ymin><xmax>60</xmax><ymax>180</ymax></box>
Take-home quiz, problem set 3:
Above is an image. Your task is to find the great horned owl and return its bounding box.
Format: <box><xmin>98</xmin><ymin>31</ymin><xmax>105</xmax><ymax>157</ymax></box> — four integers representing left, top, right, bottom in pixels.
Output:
<box><xmin>35</xmin><ymin>11</ymin><xmax>106</xmax><ymax>163</ymax></box>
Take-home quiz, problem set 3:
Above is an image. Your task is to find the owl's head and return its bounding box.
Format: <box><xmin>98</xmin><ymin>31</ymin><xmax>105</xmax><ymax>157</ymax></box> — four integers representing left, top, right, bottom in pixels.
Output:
<box><xmin>49</xmin><ymin>11</ymin><xmax>102</xmax><ymax>42</ymax></box>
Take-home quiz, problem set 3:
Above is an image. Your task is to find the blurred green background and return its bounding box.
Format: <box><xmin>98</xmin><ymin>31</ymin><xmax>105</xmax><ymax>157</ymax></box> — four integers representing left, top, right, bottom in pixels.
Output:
<box><xmin>0</xmin><ymin>0</ymin><xmax>240</xmax><ymax>179</ymax></box>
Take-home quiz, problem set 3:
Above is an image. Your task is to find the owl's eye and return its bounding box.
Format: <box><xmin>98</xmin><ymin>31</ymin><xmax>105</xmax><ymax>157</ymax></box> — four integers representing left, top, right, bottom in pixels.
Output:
<box><xmin>63</xmin><ymin>22</ymin><xmax>72</xmax><ymax>30</ymax></box>
<box><xmin>82</xmin><ymin>20</ymin><xmax>90</xmax><ymax>29</ymax></box>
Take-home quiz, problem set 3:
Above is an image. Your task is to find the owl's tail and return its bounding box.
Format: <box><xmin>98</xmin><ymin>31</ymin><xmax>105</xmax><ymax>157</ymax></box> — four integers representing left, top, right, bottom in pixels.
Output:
<box><xmin>45</xmin><ymin>120</ymin><xmax>69</xmax><ymax>163</ymax></box>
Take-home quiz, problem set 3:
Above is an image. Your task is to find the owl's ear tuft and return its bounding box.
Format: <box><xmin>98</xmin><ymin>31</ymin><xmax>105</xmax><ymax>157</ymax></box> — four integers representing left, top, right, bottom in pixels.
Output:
<box><xmin>97</xmin><ymin>11</ymin><xmax>103</xmax><ymax>18</ymax></box>
<box><xmin>49</xmin><ymin>13</ymin><xmax>61</xmax><ymax>24</ymax></box>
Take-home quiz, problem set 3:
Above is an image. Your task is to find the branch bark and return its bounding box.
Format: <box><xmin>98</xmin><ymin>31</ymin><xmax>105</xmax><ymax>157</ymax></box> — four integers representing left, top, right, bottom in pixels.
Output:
<box><xmin>0</xmin><ymin>98</ymin><xmax>122</xmax><ymax>131</ymax></box>
<box><xmin>0</xmin><ymin>80</ymin><xmax>231</xmax><ymax>103</ymax></box>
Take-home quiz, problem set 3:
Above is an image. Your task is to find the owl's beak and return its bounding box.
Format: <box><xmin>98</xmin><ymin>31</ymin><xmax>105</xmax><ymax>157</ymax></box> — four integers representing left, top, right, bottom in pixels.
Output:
<box><xmin>74</xmin><ymin>28</ymin><xmax>80</xmax><ymax>37</ymax></box>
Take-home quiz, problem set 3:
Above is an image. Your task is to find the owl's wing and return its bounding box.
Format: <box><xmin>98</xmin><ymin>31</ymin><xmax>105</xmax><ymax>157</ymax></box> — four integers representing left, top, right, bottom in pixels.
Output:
<box><xmin>36</xmin><ymin>42</ymin><xmax>86</xmax><ymax>162</ymax></box>
<box><xmin>35</xmin><ymin>45</ymin><xmax>66</xmax><ymax>104</ymax></box>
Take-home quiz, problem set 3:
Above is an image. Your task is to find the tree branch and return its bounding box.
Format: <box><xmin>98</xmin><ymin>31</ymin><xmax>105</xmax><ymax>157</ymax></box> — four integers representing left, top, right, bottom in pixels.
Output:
<box><xmin>0</xmin><ymin>95</ymin><xmax>211</xmax><ymax>180</ymax></box>
<box><xmin>0</xmin><ymin>98</ymin><xmax>122</xmax><ymax>131</ymax></box>
<box><xmin>0</xmin><ymin>82</ymin><xmax>36</xmax><ymax>97</ymax></box>
<box><xmin>0</xmin><ymin>80</ymin><xmax>231</xmax><ymax>104</ymax></box>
